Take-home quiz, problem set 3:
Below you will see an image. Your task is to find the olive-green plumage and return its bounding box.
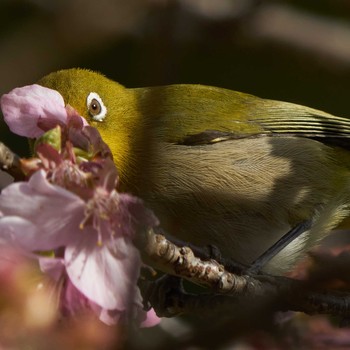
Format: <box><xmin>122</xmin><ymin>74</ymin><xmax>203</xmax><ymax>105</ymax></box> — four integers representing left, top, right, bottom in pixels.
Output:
<box><xmin>38</xmin><ymin>68</ymin><xmax>350</xmax><ymax>274</ymax></box>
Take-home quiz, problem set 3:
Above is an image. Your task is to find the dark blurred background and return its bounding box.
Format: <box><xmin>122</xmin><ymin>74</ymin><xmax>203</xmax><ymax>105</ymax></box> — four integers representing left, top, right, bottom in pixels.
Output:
<box><xmin>2</xmin><ymin>0</ymin><xmax>350</xmax><ymax>154</ymax></box>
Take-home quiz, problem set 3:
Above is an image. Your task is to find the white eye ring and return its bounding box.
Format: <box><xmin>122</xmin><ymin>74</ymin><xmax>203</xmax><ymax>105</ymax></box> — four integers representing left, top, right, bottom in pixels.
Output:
<box><xmin>86</xmin><ymin>92</ymin><xmax>107</xmax><ymax>122</ymax></box>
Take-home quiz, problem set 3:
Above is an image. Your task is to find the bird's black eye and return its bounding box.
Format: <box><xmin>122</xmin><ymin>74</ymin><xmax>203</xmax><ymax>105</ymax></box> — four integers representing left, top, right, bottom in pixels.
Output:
<box><xmin>86</xmin><ymin>92</ymin><xmax>107</xmax><ymax>121</ymax></box>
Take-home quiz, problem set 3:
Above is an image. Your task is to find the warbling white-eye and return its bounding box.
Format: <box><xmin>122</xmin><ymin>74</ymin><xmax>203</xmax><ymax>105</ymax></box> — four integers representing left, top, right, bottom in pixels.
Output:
<box><xmin>38</xmin><ymin>68</ymin><xmax>350</xmax><ymax>274</ymax></box>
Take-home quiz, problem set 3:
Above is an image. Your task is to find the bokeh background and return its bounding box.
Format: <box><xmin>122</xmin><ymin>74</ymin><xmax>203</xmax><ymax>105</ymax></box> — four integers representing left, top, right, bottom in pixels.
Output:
<box><xmin>2</xmin><ymin>0</ymin><xmax>350</xmax><ymax>349</ymax></box>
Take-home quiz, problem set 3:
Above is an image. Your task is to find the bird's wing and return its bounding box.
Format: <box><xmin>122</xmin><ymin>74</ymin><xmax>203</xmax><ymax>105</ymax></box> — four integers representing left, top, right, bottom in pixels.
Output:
<box><xmin>136</xmin><ymin>85</ymin><xmax>350</xmax><ymax>148</ymax></box>
<box><xmin>179</xmin><ymin>101</ymin><xmax>350</xmax><ymax>148</ymax></box>
<box><xmin>250</xmin><ymin>100</ymin><xmax>350</xmax><ymax>143</ymax></box>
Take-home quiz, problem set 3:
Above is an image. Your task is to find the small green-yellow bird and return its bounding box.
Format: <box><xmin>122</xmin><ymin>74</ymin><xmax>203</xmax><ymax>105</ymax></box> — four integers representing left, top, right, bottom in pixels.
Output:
<box><xmin>38</xmin><ymin>68</ymin><xmax>350</xmax><ymax>275</ymax></box>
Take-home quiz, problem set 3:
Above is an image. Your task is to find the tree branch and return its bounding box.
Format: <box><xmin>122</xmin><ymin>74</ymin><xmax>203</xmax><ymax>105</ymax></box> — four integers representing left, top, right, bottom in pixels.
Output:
<box><xmin>0</xmin><ymin>142</ymin><xmax>24</xmax><ymax>181</ymax></box>
<box><xmin>138</xmin><ymin>228</ymin><xmax>350</xmax><ymax>320</ymax></box>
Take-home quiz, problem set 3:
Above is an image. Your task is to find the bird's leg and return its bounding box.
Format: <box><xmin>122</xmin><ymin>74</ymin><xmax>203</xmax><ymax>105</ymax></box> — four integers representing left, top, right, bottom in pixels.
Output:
<box><xmin>139</xmin><ymin>273</ymin><xmax>186</xmax><ymax>317</ymax></box>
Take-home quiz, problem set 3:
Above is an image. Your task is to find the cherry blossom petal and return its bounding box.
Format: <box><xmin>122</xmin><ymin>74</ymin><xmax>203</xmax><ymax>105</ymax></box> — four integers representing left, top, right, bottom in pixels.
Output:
<box><xmin>39</xmin><ymin>256</ymin><xmax>66</xmax><ymax>282</ymax></box>
<box><xmin>0</xmin><ymin>170</ymin><xmax>85</xmax><ymax>250</ymax></box>
<box><xmin>1</xmin><ymin>84</ymin><xmax>68</xmax><ymax>138</ymax></box>
<box><xmin>40</xmin><ymin>256</ymin><xmax>128</xmax><ymax>325</ymax></box>
<box><xmin>97</xmin><ymin>308</ymin><xmax>123</xmax><ymax>326</ymax></box>
<box><xmin>113</xmin><ymin>193</ymin><xmax>159</xmax><ymax>237</ymax></box>
<box><xmin>0</xmin><ymin>216</ymin><xmax>41</xmax><ymax>251</ymax></box>
<box><xmin>65</xmin><ymin>234</ymin><xmax>142</xmax><ymax>310</ymax></box>
<box><xmin>141</xmin><ymin>308</ymin><xmax>161</xmax><ymax>328</ymax></box>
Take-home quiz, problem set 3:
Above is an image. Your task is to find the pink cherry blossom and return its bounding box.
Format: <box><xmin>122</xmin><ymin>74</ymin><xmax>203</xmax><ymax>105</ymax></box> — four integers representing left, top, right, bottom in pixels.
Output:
<box><xmin>39</xmin><ymin>256</ymin><xmax>158</xmax><ymax>326</ymax></box>
<box><xmin>0</xmin><ymin>84</ymin><xmax>161</xmax><ymax>327</ymax></box>
<box><xmin>0</xmin><ymin>170</ymin><xmax>84</xmax><ymax>251</ymax></box>
<box><xmin>141</xmin><ymin>308</ymin><xmax>162</xmax><ymax>328</ymax></box>
<box><xmin>0</xmin><ymin>169</ymin><xmax>158</xmax><ymax>321</ymax></box>
<box><xmin>0</xmin><ymin>84</ymin><xmax>87</xmax><ymax>138</ymax></box>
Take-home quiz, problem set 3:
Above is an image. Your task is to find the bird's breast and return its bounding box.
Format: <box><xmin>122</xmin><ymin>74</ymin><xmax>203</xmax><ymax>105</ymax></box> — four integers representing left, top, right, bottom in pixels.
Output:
<box><xmin>128</xmin><ymin>136</ymin><xmax>350</xmax><ymax>273</ymax></box>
